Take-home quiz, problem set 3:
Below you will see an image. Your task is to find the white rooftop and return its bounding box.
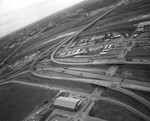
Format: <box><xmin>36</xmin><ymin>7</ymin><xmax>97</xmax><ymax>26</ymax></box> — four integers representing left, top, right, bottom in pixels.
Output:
<box><xmin>53</xmin><ymin>96</ymin><xmax>81</xmax><ymax>110</ymax></box>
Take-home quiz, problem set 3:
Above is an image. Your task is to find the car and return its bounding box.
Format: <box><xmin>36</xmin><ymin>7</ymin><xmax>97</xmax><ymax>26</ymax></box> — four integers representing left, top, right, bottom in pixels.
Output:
<box><xmin>108</xmin><ymin>44</ymin><xmax>112</xmax><ymax>49</ymax></box>
<box><xmin>102</xmin><ymin>49</ymin><xmax>109</xmax><ymax>52</ymax></box>
<box><xmin>100</xmin><ymin>51</ymin><xmax>107</xmax><ymax>55</ymax></box>
<box><xmin>112</xmin><ymin>34</ymin><xmax>121</xmax><ymax>39</ymax></box>
<box><xmin>63</xmin><ymin>67</ymin><xmax>68</xmax><ymax>69</ymax></box>
<box><xmin>59</xmin><ymin>52</ymin><xmax>66</xmax><ymax>57</ymax></box>
<box><xmin>104</xmin><ymin>45</ymin><xmax>109</xmax><ymax>49</ymax></box>
<box><xmin>105</xmin><ymin>38</ymin><xmax>111</xmax><ymax>41</ymax></box>
<box><xmin>61</xmin><ymin>69</ymin><xmax>65</xmax><ymax>73</ymax></box>
<box><xmin>125</xmin><ymin>58</ymin><xmax>132</xmax><ymax>61</ymax></box>
<box><xmin>133</xmin><ymin>33</ymin><xmax>139</xmax><ymax>38</ymax></box>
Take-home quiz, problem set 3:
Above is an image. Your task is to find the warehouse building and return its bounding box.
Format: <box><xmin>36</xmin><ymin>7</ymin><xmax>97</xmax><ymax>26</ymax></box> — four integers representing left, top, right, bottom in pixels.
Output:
<box><xmin>53</xmin><ymin>96</ymin><xmax>82</xmax><ymax>111</ymax></box>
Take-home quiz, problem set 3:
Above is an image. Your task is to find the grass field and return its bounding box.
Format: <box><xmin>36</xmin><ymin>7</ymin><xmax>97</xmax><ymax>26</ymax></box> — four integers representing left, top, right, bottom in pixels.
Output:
<box><xmin>101</xmin><ymin>88</ymin><xmax>150</xmax><ymax>117</ymax></box>
<box><xmin>114</xmin><ymin>65</ymin><xmax>150</xmax><ymax>83</ymax></box>
<box><xmin>89</xmin><ymin>100</ymin><xmax>145</xmax><ymax>121</ymax></box>
<box><xmin>0</xmin><ymin>83</ymin><xmax>59</xmax><ymax>121</ymax></box>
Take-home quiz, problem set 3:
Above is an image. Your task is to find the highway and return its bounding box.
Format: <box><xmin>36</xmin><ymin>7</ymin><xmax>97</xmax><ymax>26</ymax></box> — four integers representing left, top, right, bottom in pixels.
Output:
<box><xmin>27</xmin><ymin>0</ymin><xmax>150</xmax><ymax>92</ymax></box>
<box><xmin>0</xmin><ymin>0</ymin><xmax>150</xmax><ymax>121</ymax></box>
<box><xmin>31</xmin><ymin>1</ymin><xmax>150</xmax><ymax>120</ymax></box>
<box><xmin>51</xmin><ymin>1</ymin><xmax>126</xmax><ymax>65</ymax></box>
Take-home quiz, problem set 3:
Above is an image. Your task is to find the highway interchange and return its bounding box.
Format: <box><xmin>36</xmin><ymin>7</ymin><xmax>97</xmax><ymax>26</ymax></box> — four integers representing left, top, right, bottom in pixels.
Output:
<box><xmin>0</xmin><ymin>0</ymin><xmax>150</xmax><ymax>121</ymax></box>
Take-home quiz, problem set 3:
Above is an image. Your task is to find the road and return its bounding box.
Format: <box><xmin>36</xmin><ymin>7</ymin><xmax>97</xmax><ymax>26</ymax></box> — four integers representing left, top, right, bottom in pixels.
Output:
<box><xmin>51</xmin><ymin>1</ymin><xmax>126</xmax><ymax>65</ymax></box>
<box><xmin>28</xmin><ymin>0</ymin><xmax>150</xmax><ymax>92</ymax></box>
<box><xmin>0</xmin><ymin>0</ymin><xmax>150</xmax><ymax>121</ymax></box>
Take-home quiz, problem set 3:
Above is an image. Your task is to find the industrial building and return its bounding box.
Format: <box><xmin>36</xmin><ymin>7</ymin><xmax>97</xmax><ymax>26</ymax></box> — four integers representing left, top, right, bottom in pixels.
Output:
<box><xmin>53</xmin><ymin>96</ymin><xmax>82</xmax><ymax>111</ymax></box>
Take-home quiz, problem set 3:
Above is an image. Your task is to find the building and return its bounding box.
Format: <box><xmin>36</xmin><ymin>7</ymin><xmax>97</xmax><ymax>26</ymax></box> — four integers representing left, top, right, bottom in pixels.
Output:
<box><xmin>53</xmin><ymin>96</ymin><xmax>82</xmax><ymax>111</ymax></box>
<box><xmin>137</xmin><ymin>21</ymin><xmax>150</xmax><ymax>28</ymax></box>
<box><xmin>137</xmin><ymin>21</ymin><xmax>150</xmax><ymax>32</ymax></box>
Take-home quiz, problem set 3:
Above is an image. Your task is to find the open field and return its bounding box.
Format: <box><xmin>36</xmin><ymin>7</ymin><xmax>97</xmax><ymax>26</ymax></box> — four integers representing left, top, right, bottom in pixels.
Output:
<box><xmin>0</xmin><ymin>83</ymin><xmax>59</xmax><ymax>121</ymax></box>
<box><xmin>101</xmin><ymin>88</ymin><xmax>150</xmax><ymax>117</ymax></box>
<box><xmin>114</xmin><ymin>65</ymin><xmax>150</xmax><ymax>83</ymax></box>
<box><xmin>89</xmin><ymin>100</ymin><xmax>145</xmax><ymax>121</ymax></box>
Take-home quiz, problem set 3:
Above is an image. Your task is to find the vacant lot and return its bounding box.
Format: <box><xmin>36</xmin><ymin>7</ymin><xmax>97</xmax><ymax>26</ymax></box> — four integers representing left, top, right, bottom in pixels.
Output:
<box><xmin>114</xmin><ymin>64</ymin><xmax>150</xmax><ymax>83</ymax></box>
<box><xmin>0</xmin><ymin>83</ymin><xmax>59</xmax><ymax>121</ymax></box>
<box><xmin>89</xmin><ymin>100</ymin><xmax>145</xmax><ymax>121</ymax></box>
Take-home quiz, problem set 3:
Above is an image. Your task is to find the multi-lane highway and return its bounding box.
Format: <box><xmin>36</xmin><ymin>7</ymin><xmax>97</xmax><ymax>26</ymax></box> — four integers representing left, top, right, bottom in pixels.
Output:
<box><xmin>0</xmin><ymin>0</ymin><xmax>150</xmax><ymax>121</ymax></box>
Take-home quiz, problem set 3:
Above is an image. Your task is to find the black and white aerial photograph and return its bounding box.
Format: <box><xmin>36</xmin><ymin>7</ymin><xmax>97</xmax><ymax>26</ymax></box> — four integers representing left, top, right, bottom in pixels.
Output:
<box><xmin>0</xmin><ymin>0</ymin><xmax>150</xmax><ymax>121</ymax></box>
